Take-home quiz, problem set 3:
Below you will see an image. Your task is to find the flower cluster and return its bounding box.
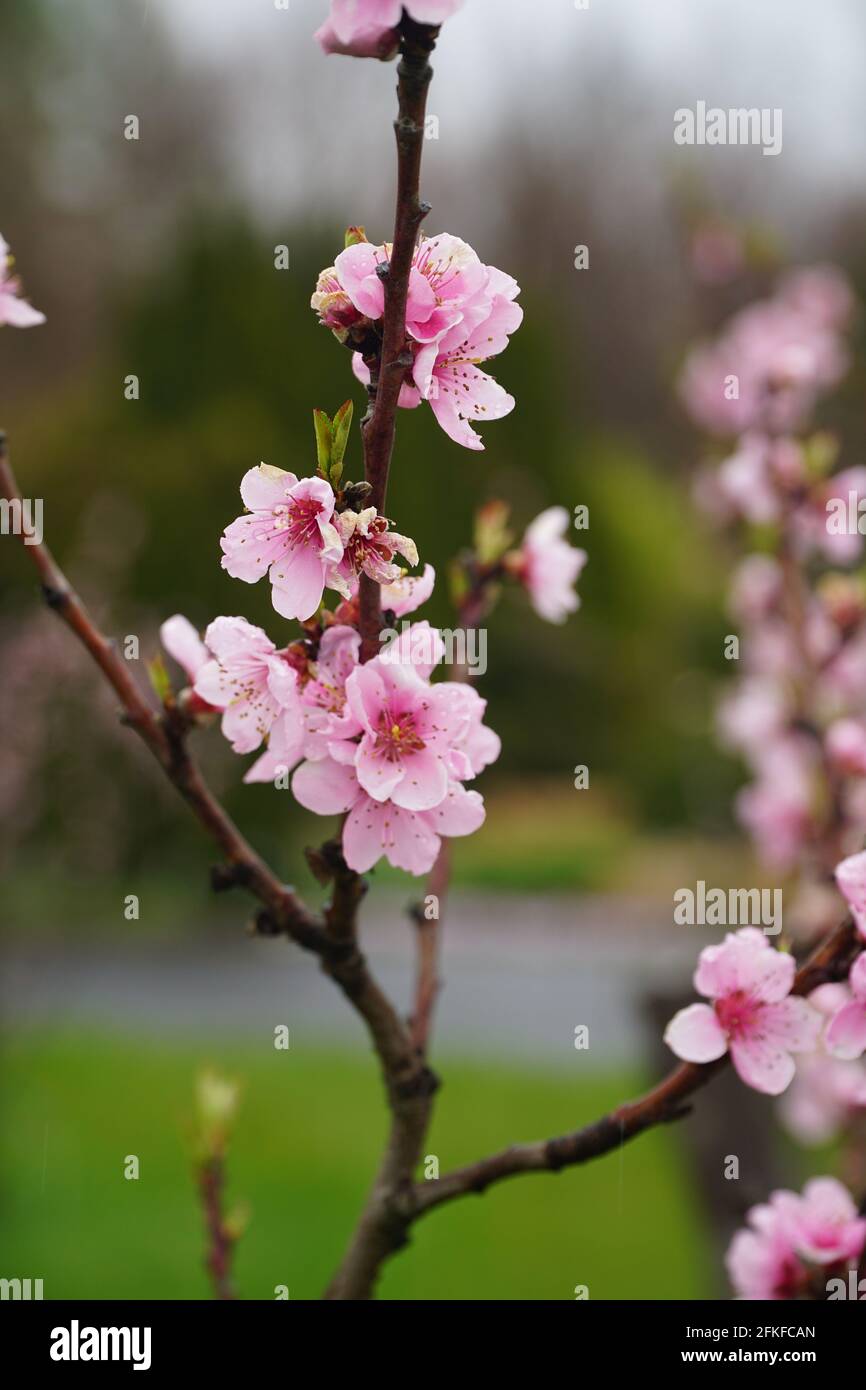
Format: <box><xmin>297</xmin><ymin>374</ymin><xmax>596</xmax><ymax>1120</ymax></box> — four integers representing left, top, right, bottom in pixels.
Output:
<box><xmin>779</xmin><ymin>982</ymin><xmax>866</xmax><ymax>1145</ymax></box>
<box><xmin>315</xmin><ymin>1</ymin><xmax>464</xmax><ymax>60</ymax></box>
<box><xmin>163</xmin><ymin>609</ymin><xmax>498</xmax><ymax>875</ymax></box>
<box><xmin>313</xmin><ymin>232</ymin><xmax>523</xmax><ymax>450</ymax></box>
<box><xmin>219</xmin><ymin>464</ymin><xmax>418</xmax><ymax>622</ymax></box>
<box><xmin>0</xmin><ymin>233</ymin><xmax>44</xmax><ymax>328</ymax></box>
<box><xmin>726</xmin><ymin>1176</ymin><xmax>866</xmax><ymax>1299</ymax></box>
<box><xmin>159</xmin><ymin>460</ymin><xmax>585</xmax><ymax>875</ymax></box>
<box><xmin>683</xmin><ymin>268</ymin><xmax>866</xmax><ymax>922</ymax></box>
<box><xmin>680</xmin><ymin>265</ymin><xmax>852</xmax><ymax>439</ymax></box>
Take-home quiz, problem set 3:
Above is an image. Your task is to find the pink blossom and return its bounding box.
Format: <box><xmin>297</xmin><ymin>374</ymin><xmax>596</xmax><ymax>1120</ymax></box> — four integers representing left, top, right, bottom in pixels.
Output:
<box><xmin>726</xmin><ymin>1176</ymin><xmax>866</xmax><ymax>1298</ymax></box>
<box><xmin>293</xmin><ymin>755</ymin><xmax>485</xmax><ymax>875</ymax></box>
<box><xmin>735</xmin><ymin>735</ymin><xmax>817</xmax><ymax>871</ymax></box>
<box><xmin>774</xmin><ymin>1177</ymin><xmax>866</xmax><ymax>1266</ymax></box>
<box><xmin>299</xmin><ymin>623</ymin><xmax>363</xmax><ymax>750</ymax></box>
<box><xmin>240</xmin><ymin>624</ymin><xmax>361</xmax><ymax>784</ymax></box>
<box><xmin>380</xmin><ymin>562</ymin><xmax>435</xmax><ymax>616</ymax></box>
<box><xmin>716</xmin><ymin>677</ymin><xmax>789</xmax><ymax>756</ymax></box>
<box><xmin>220</xmin><ymin>465</ymin><xmax>343</xmax><ymax>622</ymax></box>
<box><xmin>315</xmin><ymin>1</ymin><xmax>464</xmax><ymax>59</ymax></box>
<box><xmin>334</xmin><ymin>233</ymin><xmax>487</xmax><ymax>344</ymax></box>
<box><xmin>727</xmin><ymin>554</ymin><xmax>783</xmax><ymax>625</ymax></box>
<box><xmin>327</xmin><ymin>507</ymin><xmax>418</xmax><ymax>597</ymax></box>
<box><xmin>680</xmin><ymin>275</ymin><xmax>850</xmax><ymax>438</ymax></box>
<box><xmin>664</xmin><ymin>927</ymin><xmax>822</xmax><ymax>1094</ymax></box>
<box><xmin>514</xmin><ymin>507</ymin><xmax>587</xmax><ymax>624</ymax></box>
<box><xmin>779</xmin><ymin>265</ymin><xmax>854</xmax><ymax>333</ymax></box>
<box><xmin>787</xmin><ymin>465</ymin><xmax>866</xmax><ymax>567</ymax></box>
<box><xmin>288</xmin><ymin>621</ymin><xmax>497</xmax><ymax>874</ymax></box>
<box><xmin>0</xmin><ymin>233</ymin><xmax>45</xmax><ymax>327</ymax></box>
<box><xmin>835</xmin><ymin>849</ymin><xmax>866</xmax><ymax>939</ymax></box>
<box><xmin>345</xmin><ymin>642</ymin><xmax>470</xmax><ymax>811</ymax></box>
<box><xmin>160</xmin><ymin>614</ymin><xmax>209</xmax><ymax>684</ymax></box>
<box><xmin>826</xmin><ymin>718</ymin><xmax>866</xmax><ymax>776</ymax></box>
<box><xmin>193</xmin><ymin>616</ymin><xmax>302</xmax><ymax>756</ymax></box>
<box><xmin>324</xmin><ymin>233</ymin><xmax>522</xmax><ymax>450</ymax></box>
<box><xmin>310</xmin><ymin>267</ymin><xmax>365</xmax><ymax>334</ymax></box>
<box><xmin>725</xmin><ymin>1199</ymin><xmax>805</xmax><ymax>1300</ymax></box>
<box><xmin>780</xmin><ymin>1051</ymin><xmax>866</xmax><ymax>1145</ymax></box>
<box><xmin>825</xmin><ymin>952</ymin><xmax>866</xmax><ymax>1061</ymax></box>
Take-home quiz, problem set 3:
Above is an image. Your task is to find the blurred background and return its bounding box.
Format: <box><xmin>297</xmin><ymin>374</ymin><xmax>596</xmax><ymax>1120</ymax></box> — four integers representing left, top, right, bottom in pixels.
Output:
<box><xmin>2</xmin><ymin>0</ymin><xmax>866</xmax><ymax>1300</ymax></box>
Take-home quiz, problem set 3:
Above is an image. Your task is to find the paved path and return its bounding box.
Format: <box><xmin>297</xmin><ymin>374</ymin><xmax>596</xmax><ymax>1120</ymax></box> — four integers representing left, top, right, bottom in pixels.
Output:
<box><xmin>1</xmin><ymin>891</ymin><xmax>696</xmax><ymax>1067</ymax></box>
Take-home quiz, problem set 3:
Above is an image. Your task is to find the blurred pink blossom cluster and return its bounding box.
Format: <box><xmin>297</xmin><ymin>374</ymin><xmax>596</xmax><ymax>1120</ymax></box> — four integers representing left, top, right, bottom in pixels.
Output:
<box><xmin>680</xmin><ymin>265</ymin><xmax>852</xmax><ymax>439</ymax></box>
<box><xmin>726</xmin><ymin>1176</ymin><xmax>866</xmax><ymax>1299</ymax></box>
<box><xmin>313</xmin><ymin>232</ymin><xmax>523</xmax><ymax>450</ymax></box>
<box><xmin>682</xmin><ymin>268</ymin><xmax>866</xmax><ymax>896</ymax></box>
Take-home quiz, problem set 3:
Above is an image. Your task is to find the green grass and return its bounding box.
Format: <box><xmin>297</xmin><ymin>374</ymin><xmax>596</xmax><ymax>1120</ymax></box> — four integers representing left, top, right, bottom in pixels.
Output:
<box><xmin>0</xmin><ymin>1031</ymin><xmax>712</xmax><ymax>1300</ymax></box>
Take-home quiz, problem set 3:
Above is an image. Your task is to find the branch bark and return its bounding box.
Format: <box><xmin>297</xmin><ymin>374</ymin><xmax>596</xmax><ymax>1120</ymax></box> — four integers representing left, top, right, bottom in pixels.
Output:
<box><xmin>0</xmin><ymin>434</ymin><xmax>424</xmax><ymax>1120</ymax></box>
<box><xmin>358</xmin><ymin>17</ymin><xmax>437</xmax><ymax>662</ymax></box>
<box><xmin>410</xmin><ymin>920</ymin><xmax>862</xmax><ymax>1220</ymax></box>
<box><xmin>197</xmin><ymin>1156</ymin><xmax>238</xmax><ymax>1301</ymax></box>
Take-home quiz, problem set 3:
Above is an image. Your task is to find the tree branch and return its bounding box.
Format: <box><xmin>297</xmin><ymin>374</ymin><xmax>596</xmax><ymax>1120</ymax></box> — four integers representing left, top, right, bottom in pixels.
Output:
<box><xmin>409</xmin><ymin>920</ymin><xmax>862</xmax><ymax>1219</ymax></box>
<box><xmin>0</xmin><ymin>434</ymin><xmax>429</xmax><ymax>1099</ymax></box>
<box><xmin>358</xmin><ymin>17</ymin><xmax>437</xmax><ymax>662</ymax></box>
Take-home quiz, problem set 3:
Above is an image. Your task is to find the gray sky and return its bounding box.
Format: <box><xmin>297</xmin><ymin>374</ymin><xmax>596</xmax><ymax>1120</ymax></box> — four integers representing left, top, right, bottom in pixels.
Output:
<box><xmin>139</xmin><ymin>0</ymin><xmax>866</xmax><ymax>253</ymax></box>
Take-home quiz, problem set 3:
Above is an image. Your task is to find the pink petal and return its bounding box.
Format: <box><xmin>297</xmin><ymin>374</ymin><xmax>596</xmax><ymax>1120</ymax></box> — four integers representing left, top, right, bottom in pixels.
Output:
<box><xmin>389</xmin><ymin>745</ymin><xmax>448</xmax><ymax>811</ymax></box>
<box><xmin>730</xmin><ymin>1035</ymin><xmax>797</xmax><ymax>1095</ymax></box>
<box><xmin>160</xmin><ymin>615</ymin><xmax>208</xmax><ymax>682</ymax></box>
<box><xmin>239</xmin><ymin>465</ymin><xmax>297</xmax><ymax>512</ymax></box>
<box><xmin>221</xmin><ymin>513</ymin><xmax>286</xmax><ymax>582</ymax></box>
<box><xmin>292</xmin><ymin>756</ymin><xmax>359</xmax><ymax>815</ymax></box>
<box><xmin>759</xmin><ymin>997</ymin><xmax>823</xmax><ymax>1053</ymax></box>
<box><xmin>334</xmin><ymin>242</ymin><xmax>387</xmax><ymax>318</ymax></box>
<box><xmin>849</xmin><ymin>950</ymin><xmax>866</xmax><ymax>1002</ymax></box>
<box><xmin>345</xmin><ymin>664</ymin><xmax>388</xmax><ymax>734</ymax></box>
<box><xmin>355</xmin><ymin>735</ymin><xmax>405</xmax><ymax>802</ymax></box>
<box><xmin>663</xmin><ymin>1003</ymin><xmax>728</xmax><ymax>1063</ymax></box>
<box><xmin>825</xmin><ymin>1001</ymin><xmax>866</xmax><ymax>1060</ymax></box>
<box><xmin>425</xmin><ymin>783</ymin><xmax>485</xmax><ymax>836</ymax></box>
<box><xmin>343</xmin><ymin>794</ymin><xmax>441</xmax><ymax>875</ymax></box>
<box><xmin>271</xmin><ymin>543</ymin><xmax>327</xmax><ymax>621</ymax></box>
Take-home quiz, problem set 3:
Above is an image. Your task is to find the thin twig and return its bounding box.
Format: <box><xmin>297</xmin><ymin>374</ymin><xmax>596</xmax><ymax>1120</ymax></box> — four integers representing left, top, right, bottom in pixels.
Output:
<box><xmin>197</xmin><ymin>1157</ymin><xmax>237</xmax><ymax>1301</ymax></box>
<box><xmin>358</xmin><ymin>18</ymin><xmax>437</xmax><ymax>662</ymax></box>
<box><xmin>0</xmin><ymin>436</ymin><xmax>426</xmax><ymax>1100</ymax></box>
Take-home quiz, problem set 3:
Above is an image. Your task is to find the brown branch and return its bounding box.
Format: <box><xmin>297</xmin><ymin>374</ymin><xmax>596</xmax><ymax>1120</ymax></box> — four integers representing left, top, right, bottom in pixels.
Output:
<box><xmin>0</xmin><ymin>434</ymin><xmax>325</xmax><ymax>952</ymax></box>
<box><xmin>409</xmin><ymin>561</ymin><xmax>508</xmax><ymax>1052</ymax></box>
<box><xmin>0</xmin><ymin>436</ymin><xmax>429</xmax><ymax>1094</ymax></box>
<box><xmin>409</xmin><ymin>920</ymin><xmax>862</xmax><ymax>1219</ymax></box>
<box><xmin>358</xmin><ymin>17</ymin><xmax>437</xmax><ymax>662</ymax></box>
<box><xmin>409</xmin><ymin>842</ymin><xmax>450</xmax><ymax>1053</ymax></box>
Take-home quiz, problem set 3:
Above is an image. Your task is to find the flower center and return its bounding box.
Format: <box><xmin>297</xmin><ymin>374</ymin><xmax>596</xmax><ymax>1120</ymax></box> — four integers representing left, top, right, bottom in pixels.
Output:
<box><xmin>714</xmin><ymin>989</ymin><xmax>760</xmax><ymax>1040</ymax></box>
<box><xmin>266</xmin><ymin>496</ymin><xmax>322</xmax><ymax>542</ymax></box>
<box><xmin>374</xmin><ymin>711</ymin><xmax>425</xmax><ymax>761</ymax></box>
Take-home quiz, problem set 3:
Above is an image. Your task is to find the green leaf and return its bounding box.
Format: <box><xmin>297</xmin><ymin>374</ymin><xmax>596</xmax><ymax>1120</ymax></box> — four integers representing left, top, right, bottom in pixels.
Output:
<box><xmin>147</xmin><ymin>655</ymin><xmax>172</xmax><ymax>704</ymax></box>
<box><xmin>331</xmin><ymin>399</ymin><xmax>353</xmax><ymax>470</ymax></box>
<box><xmin>313</xmin><ymin>409</ymin><xmax>333</xmax><ymax>477</ymax></box>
